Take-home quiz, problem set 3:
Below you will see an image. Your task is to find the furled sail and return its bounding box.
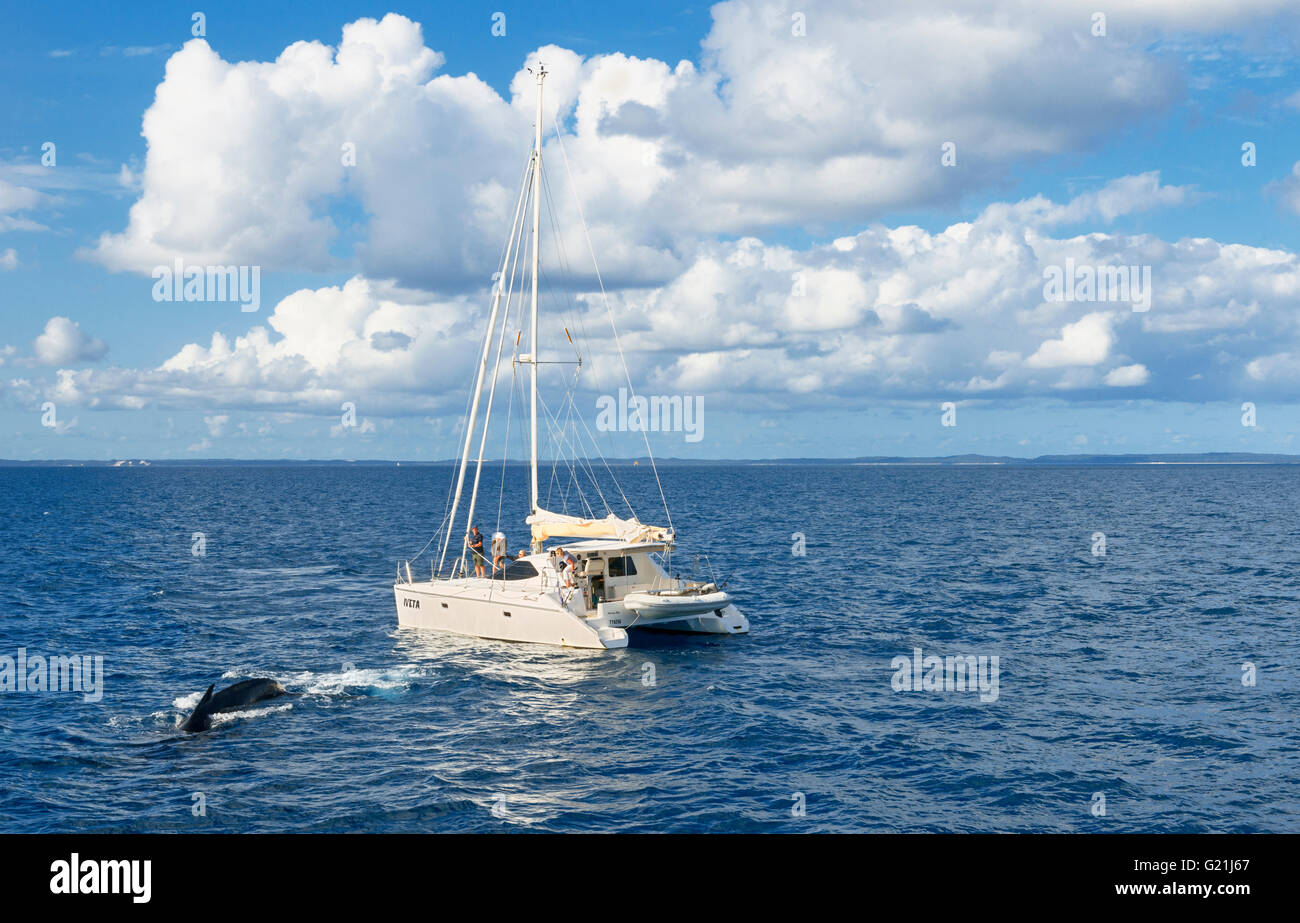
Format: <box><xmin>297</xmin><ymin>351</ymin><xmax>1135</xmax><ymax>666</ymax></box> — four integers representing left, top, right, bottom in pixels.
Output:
<box><xmin>526</xmin><ymin>508</ymin><xmax>671</xmax><ymax>545</ymax></box>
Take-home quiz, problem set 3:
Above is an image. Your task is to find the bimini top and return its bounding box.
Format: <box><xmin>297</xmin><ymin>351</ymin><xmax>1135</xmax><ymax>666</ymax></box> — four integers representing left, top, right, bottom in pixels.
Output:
<box><xmin>526</xmin><ymin>507</ymin><xmax>671</xmax><ymax>545</ymax></box>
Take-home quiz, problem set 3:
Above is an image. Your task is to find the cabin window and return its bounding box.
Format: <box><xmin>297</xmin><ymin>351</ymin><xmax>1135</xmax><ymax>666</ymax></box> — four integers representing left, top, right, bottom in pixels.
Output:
<box><xmin>607</xmin><ymin>556</ymin><xmax>637</xmax><ymax>578</ymax></box>
<box><xmin>499</xmin><ymin>561</ymin><xmax>539</xmax><ymax>581</ymax></box>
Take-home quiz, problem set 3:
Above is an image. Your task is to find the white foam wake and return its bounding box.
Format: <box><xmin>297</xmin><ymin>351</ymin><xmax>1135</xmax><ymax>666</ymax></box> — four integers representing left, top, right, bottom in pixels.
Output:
<box><xmin>287</xmin><ymin>664</ymin><xmax>419</xmax><ymax>695</ymax></box>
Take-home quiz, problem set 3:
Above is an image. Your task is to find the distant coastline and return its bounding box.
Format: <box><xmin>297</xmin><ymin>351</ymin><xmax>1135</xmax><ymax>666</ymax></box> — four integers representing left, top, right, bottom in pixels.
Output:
<box><xmin>3</xmin><ymin>453</ymin><xmax>1299</xmax><ymax>467</ymax></box>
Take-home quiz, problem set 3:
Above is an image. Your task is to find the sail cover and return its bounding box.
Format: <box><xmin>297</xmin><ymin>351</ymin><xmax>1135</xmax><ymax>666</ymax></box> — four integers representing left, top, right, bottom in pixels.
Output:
<box><xmin>526</xmin><ymin>508</ymin><xmax>671</xmax><ymax>544</ymax></box>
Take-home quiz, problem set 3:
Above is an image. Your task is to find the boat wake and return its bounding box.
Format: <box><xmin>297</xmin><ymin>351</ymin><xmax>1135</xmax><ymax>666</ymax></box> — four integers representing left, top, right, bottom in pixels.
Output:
<box><xmin>285</xmin><ymin>665</ymin><xmax>423</xmax><ymax>697</ymax></box>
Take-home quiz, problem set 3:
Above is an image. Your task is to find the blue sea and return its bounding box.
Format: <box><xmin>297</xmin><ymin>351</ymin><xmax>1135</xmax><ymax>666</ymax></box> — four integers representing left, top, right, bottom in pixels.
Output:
<box><xmin>1</xmin><ymin>463</ymin><xmax>1297</xmax><ymax>833</ymax></box>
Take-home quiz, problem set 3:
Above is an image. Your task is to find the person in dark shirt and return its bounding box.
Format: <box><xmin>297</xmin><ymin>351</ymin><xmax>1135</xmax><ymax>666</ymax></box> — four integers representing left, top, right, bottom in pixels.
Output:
<box><xmin>467</xmin><ymin>526</ymin><xmax>486</xmax><ymax>578</ymax></box>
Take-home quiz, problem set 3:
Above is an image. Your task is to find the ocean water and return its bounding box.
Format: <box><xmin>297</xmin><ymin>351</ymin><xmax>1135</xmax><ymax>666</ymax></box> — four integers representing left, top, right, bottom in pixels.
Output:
<box><xmin>1</xmin><ymin>463</ymin><xmax>1297</xmax><ymax>833</ymax></box>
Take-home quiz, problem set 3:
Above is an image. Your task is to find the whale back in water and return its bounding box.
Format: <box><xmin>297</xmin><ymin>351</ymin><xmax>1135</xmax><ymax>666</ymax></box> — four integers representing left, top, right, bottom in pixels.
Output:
<box><xmin>181</xmin><ymin>678</ymin><xmax>289</xmax><ymax>732</ymax></box>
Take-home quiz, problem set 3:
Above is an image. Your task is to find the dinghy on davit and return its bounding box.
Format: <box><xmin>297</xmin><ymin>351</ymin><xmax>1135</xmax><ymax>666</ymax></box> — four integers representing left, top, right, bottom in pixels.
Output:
<box><xmin>622</xmin><ymin>585</ymin><xmax>733</xmax><ymax>619</ymax></box>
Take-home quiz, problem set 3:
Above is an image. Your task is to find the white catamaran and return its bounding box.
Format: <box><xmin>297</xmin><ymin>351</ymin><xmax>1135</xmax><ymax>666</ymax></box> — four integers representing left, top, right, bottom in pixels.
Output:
<box><xmin>394</xmin><ymin>65</ymin><xmax>749</xmax><ymax>650</ymax></box>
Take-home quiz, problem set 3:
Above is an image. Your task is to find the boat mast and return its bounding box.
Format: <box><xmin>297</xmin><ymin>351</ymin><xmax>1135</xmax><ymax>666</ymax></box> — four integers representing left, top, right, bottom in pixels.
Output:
<box><xmin>529</xmin><ymin>64</ymin><xmax>545</xmax><ymax>529</ymax></box>
<box><xmin>434</xmin><ymin>159</ymin><xmax>532</xmax><ymax>578</ymax></box>
<box><xmin>459</xmin><ymin>159</ymin><xmax>533</xmax><ymax>575</ymax></box>
<box><xmin>436</xmin><ymin>248</ymin><xmax>510</xmax><ymax>578</ymax></box>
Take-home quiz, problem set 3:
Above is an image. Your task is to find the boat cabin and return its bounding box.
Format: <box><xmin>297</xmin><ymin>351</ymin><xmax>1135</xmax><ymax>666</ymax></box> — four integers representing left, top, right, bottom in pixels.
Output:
<box><xmin>540</xmin><ymin>540</ymin><xmax>671</xmax><ymax>611</ymax></box>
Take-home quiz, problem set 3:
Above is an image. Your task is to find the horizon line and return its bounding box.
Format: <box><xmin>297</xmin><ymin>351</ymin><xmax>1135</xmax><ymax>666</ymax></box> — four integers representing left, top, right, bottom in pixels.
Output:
<box><xmin>4</xmin><ymin>451</ymin><xmax>1300</xmax><ymax>467</ymax></box>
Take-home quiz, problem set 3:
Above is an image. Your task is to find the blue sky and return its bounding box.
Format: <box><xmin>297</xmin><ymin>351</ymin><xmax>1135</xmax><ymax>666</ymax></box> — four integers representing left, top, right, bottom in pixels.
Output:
<box><xmin>2</xmin><ymin>1</ymin><xmax>1299</xmax><ymax>460</ymax></box>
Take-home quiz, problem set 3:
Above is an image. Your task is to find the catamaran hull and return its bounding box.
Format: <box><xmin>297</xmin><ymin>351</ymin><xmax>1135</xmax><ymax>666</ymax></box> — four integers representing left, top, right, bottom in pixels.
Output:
<box><xmin>394</xmin><ymin>583</ymin><xmax>749</xmax><ymax>649</ymax></box>
<box><xmin>394</xmin><ymin>583</ymin><xmax>627</xmax><ymax>649</ymax></box>
<box><xmin>630</xmin><ymin>603</ymin><xmax>749</xmax><ymax>635</ymax></box>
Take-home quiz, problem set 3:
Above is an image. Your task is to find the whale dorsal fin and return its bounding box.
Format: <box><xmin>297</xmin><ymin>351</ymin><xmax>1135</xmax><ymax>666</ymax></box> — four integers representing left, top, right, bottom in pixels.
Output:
<box><xmin>199</xmin><ymin>684</ymin><xmax>214</xmax><ymax>706</ymax></box>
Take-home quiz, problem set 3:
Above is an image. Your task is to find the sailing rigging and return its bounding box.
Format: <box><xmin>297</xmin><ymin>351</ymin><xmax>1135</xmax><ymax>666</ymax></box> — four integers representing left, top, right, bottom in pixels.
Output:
<box><xmin>393</xmin><ymin>64</ymin><xmax>749</xmax><ymax>649</ymax></box>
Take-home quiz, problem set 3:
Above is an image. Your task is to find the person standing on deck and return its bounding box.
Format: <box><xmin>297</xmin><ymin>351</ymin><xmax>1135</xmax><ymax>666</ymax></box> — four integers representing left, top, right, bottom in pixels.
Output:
<box><xmin>491</xmin><ymin>531</ymin><xmax>508</xmax><ymax>574</ymax></box>
<box><xmin>555</xmin><ymin>547</ymin><xmax>577</xmax><ymax>589</ymax></box>
<box><xmin>467</xmin><ymin>526</ymin><xmax>486</xmax><ymax>578</ymax></box>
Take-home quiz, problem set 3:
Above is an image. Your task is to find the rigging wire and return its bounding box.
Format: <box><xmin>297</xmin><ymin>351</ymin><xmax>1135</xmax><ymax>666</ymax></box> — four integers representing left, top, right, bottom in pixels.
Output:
<box><xmin>538</xmin><ymin>154</ymin><xmax>634</xmax><ymax>520</ymax></box>
<box><xmin>403</xmin><ymin>109</ymin><xmax>684</xmax><ymax>582</ymax></box>
<box><xmin>536</xmin><ymin>387</ymin><xmax>603</xmax><ymax>521</ymax></box>
<box><xmin>540</xmin><ymin>165</ymin><xmax>585</xmax><ymax>367</ymax></box>
<box><xmin>551</xmin><ymin>114</ymin><xmax>675</xmax><ymax>537</ymax></box>
<box><xmin>436</xmin><ymin>152</ymin><xmax>534</xmax><ymax>577</ymax></box>
<box><xmin>459</xmin><ymin>157</ymin><xmax>534</xmax><ymax>576</ymax></box>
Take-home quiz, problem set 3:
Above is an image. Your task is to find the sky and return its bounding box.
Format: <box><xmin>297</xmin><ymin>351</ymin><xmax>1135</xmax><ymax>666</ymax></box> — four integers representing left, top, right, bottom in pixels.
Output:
<box><xmin>2</xmin><ymin>0</ymin><xmax>1299</xmax><ymax>461</ymax></box>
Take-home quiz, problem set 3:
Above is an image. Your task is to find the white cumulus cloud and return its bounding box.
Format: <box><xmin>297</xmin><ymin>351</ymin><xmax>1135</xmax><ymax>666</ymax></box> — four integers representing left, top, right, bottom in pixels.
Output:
<box><xmin>32</xmin><ymin>174</ymin><xmax>1300</xmax><ymax>415</ymax></box>
<box><xmin>32</xmin><ymin>317</ymin><xmax>108</xmax><ymax>366</ymax></box>
<box><xmin>1026</xmin><ymin>313</ymin><xmax>1116</xmax><ymax>369</ymax></box>
<box><xmin>1105</xmin><ymin>363</ymin><xmax>1150</xmax><ymax>387</ymax></box>
<box><xmin>85</xmin><ymin>5</ymin><xmax>1193</xmax><ymax>291</ymax></box>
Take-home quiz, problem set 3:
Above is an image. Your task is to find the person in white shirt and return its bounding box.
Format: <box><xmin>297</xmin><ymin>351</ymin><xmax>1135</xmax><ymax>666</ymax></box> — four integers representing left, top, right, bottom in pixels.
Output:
<box><xmin>491</xmin><ymin>532</ymin><xmax>508</xmax><ymax>573</ymax></box>
<box><xmin>554</xmin><ymin>547</ymin><xmax>576</xmax><ymax>588</ymax></box>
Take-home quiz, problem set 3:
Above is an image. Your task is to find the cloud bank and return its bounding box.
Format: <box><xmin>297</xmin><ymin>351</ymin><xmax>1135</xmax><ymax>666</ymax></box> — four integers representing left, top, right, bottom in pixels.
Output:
<box><xmin>7</xmin><ymin>2</ymin><xmax>1300</xmax><ymax>436</ymax></box>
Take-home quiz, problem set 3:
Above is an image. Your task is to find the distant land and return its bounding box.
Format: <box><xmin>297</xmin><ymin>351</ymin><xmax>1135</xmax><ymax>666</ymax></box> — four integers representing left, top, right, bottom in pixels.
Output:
<box><xmin>3</xmin><ymin>453</ymin><xmax>1300</xmax><ymax>467</ymax></box>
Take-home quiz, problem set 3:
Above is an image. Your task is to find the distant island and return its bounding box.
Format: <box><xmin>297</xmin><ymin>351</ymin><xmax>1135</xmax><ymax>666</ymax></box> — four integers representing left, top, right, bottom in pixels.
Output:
<box><xmin>3</xmin><ymin>453</ymin><xmax>1299</xmax><ymax>467</ymax></box>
